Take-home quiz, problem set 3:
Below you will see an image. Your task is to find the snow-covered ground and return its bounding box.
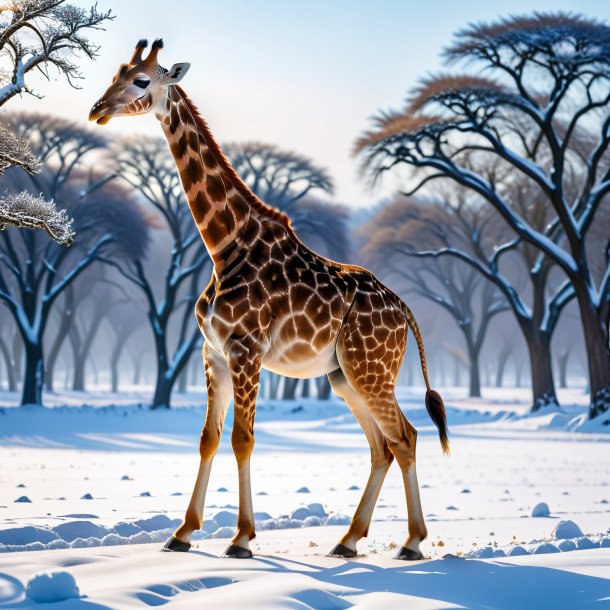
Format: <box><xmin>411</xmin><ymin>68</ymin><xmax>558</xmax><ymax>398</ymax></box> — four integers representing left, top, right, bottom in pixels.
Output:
<box><xmin>0</xmin><ymin>386</ymin><xmax>609</xmax><ymax>609</ymax></box>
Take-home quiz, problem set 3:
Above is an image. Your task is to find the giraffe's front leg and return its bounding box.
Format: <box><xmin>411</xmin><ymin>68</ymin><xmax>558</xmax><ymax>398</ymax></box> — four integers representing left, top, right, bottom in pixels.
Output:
<box><xmin>163</xmin><ymin>344</ymin><xmax>232</xmax><ymax>552</ymax></box>
<box><xmin>223</xmin><ymin>342</ymin><xmax>261</xmax><ymax>559</ymax></box>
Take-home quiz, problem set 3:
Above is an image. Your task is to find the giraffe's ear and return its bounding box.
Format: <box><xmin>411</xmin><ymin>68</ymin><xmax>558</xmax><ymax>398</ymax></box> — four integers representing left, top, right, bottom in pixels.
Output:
<box><xmin>160</xmin><ymin>63</ymin><xmax>190</xmax><ymax>86</ymax></box>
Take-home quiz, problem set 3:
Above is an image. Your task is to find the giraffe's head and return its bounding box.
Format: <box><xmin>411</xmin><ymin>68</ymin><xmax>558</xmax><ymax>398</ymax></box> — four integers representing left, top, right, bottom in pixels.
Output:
<box><xmin>89</xmin><ymin>39</ymin><xmax>190</xmax><ymax>125</ymax></box>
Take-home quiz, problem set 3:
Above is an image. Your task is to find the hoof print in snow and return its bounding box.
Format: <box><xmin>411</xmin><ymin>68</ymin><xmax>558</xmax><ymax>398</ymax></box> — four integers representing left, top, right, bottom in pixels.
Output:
<box><xmin>394</xmin><ymin>546</ymin><xmax>424</xmax><ymax>560</ymax></box>
<box><xmin>328</xmin><ymin>543</ymin><xmax>357</xmax><ymax>558</ymax></box>
<box><xmin>217</xmin><ymin>487</ymin><xmax>228</xmax><ymax>492</ymax></box>
<box><xmin>16</xmin><ymin>483</ymin><xmax>26</xmax><ymax>488</ymax></box>
<box><xmin>120</xmin><ymin>475</ymin><xmax>132</xmax><ymax>481</ymax></box>
<box><xmin>161</xmin><ymin>536</ymin><xmax>191</xmax><ymax>552</ymax></box>
<box><xmin>80</xmin><ymin>493</ymin><xmax>93</xmax><ymax>500</ymax></box>
<box><xmin>222</xmin><ymin>544</ymin><xmax>253</xmax><ymax>558</ymax></box>
<box><xmin>296</xmin><ymin>486</ymin><xmax>310</xmax><ymax>493</ymax></box>
<box><xmin>531</xmin><ymin>502</ymin><xmax>551</xmax><ymax>517</ymax></box>
<box><xmin>140</xmin><ymin>492</ymin><xmax>152</xmax><ymax>497</ymax></box>
<box><xmin>347</xmin><ymin>485</ymin><xmax>360</xmax><ymax>491</ymax></box>
<box><xmin>14</xmin><ymin>496</ymin><xmax>31</xmax><ymax>503</ymax></box>
<box><xmin>461</xmin><ymin>488</ymin><xmax>471</xmax><ymax>494</ymax></box>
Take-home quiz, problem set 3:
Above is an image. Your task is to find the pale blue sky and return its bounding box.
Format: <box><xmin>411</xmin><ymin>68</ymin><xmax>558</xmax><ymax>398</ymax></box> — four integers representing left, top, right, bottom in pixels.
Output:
<box><xmin>15</xmin><ymin>0</ymin><xmax>610</xmax><ymax>206</ymax></box>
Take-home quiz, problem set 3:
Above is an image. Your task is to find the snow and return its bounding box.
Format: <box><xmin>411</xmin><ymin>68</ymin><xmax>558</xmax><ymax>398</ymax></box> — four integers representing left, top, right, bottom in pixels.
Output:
<box><xmin>531</xmin><ymin>502</ymin><xmax>550</xmax><ymax>517</ymax></box>
<box><xmin>553</xmin><ymin>520</ymin><xmax>585</xmax><ymax>540</ymax></box>
<box><xmin>0</xmin><ymin>386</ymin><xmax>609</xmax><ymax>608</ymax></box>
<box><xmin>25</xmin><ymin>570</ymin><xmax>80</xmax><ymax>603</ymax></box>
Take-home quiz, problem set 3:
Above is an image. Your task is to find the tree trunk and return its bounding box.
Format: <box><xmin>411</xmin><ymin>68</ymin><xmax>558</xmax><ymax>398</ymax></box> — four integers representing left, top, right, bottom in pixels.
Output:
<box><xmin>178</xmin><ymin>363</ymin><xmax>188</xmax><ymax>393</ymax></box>
<box><xmin>72</xmin><ymin>357</ymin><xmax>86</xmax><ymax>391</ymax></box>
<box><xmin>468</xmin><ymin>350</ymin><xmax>481</xmax><ymax>397</ymax></box>
<box><xmin>110</xmin><ymin>334</ymin><xmax>129</xmax><ymax>393</ymax></box>
<box><xmin>45</xmin><ymin>289</ymin><xmax>74</xmax><ymax>392</ymax></box>
<box><xmin>495</xmin><ymin>347</ymin><xmax>511</xmax><ymax>388</ymax></box>
<box><xmin>22</xmin><ymin>339</ymin><xmax>44</xmax><ymax>405</ymax></box>
<box><xmin>557</xmin><ymin>349</ymin><xmax>570</xmax><ymax>389</ymax></box>
<box><xmin>514</xmin><ymin>355</ymin><xmax>523</xmax><ymax>387</ymax></box>
<box><xmin>269</xmin><ymin>372</ymin><xmax>280</xmax><ymax>399</ymax></box>
<box><xmin>464</xmin><ymin>335</ymin><xmax>481</xmax><ymax>398</ymax></box>
<box><xmin>132</xmin><ymin>351</ymin><xmax>143</xmax><ymax>385</ymax></box>
<box><xmin>316</xmin><ymin>375</ymin><xmax>332</xmax><ymax>400</ymax></box>
<box><xmin>575</xmin><ymin>292</ymin><xmax>610</xmax><ymax>417</ymax></box>
<box><xmin>152</xmin><ymin>372</ymin><xmax>172</xmax><ymax>409</ymax></box>
<box><xmin>12</xmin><ymin>331</ymin><xmax>22</xmax><ymax>385</ymax></box>
<box><xmin>283</xmin><ymin>376</ymin><xmax>298</xmax><ymax>400</ymax></box>
<box><xmin>0</xmin><ymin>335</ymin><xmax>16</xmax><ymax>392</ymax></box>
<box><xmin>525</xmin><ymin>331</ymin><xmax>558</xmax><ymax>411</ymax></box>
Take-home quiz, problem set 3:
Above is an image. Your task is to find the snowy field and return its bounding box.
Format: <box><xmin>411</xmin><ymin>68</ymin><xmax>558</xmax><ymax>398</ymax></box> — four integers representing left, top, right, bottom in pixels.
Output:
<box><xmin>0</xmin><ymin>386</ymin><xmax>609</xmax><ymax>609</ymax></box>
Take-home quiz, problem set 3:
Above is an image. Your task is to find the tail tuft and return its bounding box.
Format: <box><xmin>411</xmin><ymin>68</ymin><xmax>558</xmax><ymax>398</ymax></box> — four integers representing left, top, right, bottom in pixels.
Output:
<box><xmin>425</xmin><ymin>389</ymin><xmax>450</xmax><ymax>455</ymax></box>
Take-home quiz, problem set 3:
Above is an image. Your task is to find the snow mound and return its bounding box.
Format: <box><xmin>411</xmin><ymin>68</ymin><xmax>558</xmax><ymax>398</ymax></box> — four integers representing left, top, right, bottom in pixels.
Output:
<box><xmin>291</xmin><ymin>507</ymin><xmax>312</xmax><ymax>520</ymax></box>
<box><xmin>26</xmin><ymin>570</ymin><xmax>80</xmax><ymax>603</ymax></box>
<box><xmin>469</xmin><ymin>546</ymin><xmax>495</xmax><ymax>559</ymax></box>
<box><xmin>576</xmin><ymin>537</ymin><xmax>597</xmax><ymax>550</ymax></box>
<box><xmin>558</xmin><ymin>539</ymin><xmax>577</xmax><ymax>551</ymax></box>
<box><xmin>0</xmin><ymin>504</ymin><xmax>351</xmax><ymax>553</ymax></box>
<box><xmin>531</xmin><ymin>502</ymin><xmax>550</xmax><ymax>517</ymax></box>
<box><xmin>307</xmin><ymin>503</ymin><xmax>327</xmax><ymax>517</ymax></box>
<box><xmin>213</xmin><ymin>511</ymin><xmax>237</xmax><ymax>527</ymax></box>
<box><xmin>553</xmin><ymin>520</ymin><xmax>584</xmax><ymax>539</ymax></box>
<box><xmin>533</xmin><ymin>543</ymin><xmax>560</xmax><ymax>554</ymax></box>
<box><xmin>212</xmin><ymin>526</ymin><xmax>234</xmax><ymax>539</ymax></box>
<box><xmin>507</xmin><ymin>545</ymin><xmax>529</xmax><ymax>556</ymax></box>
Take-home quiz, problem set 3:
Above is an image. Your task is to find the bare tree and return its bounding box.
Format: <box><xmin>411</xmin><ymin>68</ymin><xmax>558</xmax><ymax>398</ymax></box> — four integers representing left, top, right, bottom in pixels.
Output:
<box><xmin>356</xmin><ymin>13</ymin><xmax>610</xmax><ymax>418</ymax></box>
<box><xmin>0</xmin><ymin>179</ymin><xmax>148</xmax><ymax>405</ymax></box>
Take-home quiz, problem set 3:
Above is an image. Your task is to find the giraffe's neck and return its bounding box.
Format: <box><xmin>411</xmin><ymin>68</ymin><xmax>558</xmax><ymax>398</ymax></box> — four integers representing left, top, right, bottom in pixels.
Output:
<box><xmin>156</xmin><ymin>86</ymin><xmax>260</xmax><ymax>268</ymax></box>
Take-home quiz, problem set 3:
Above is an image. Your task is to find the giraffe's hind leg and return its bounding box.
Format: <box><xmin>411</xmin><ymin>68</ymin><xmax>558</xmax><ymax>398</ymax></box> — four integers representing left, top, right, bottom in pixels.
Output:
<box><xmin>327</xmin><ymin>369</ymin><xmax>394</xmax><ymax>558</ymax></box>
<box><xmin>335</xmin><ymin>307</ymin><xmax>428</xmax><ymax>560</ymax></box>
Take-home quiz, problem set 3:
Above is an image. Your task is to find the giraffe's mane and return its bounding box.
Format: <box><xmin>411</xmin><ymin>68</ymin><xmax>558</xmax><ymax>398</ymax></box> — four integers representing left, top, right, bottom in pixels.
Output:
<box><xmin>174</xmin><ymin>86</ymin><xmax>299</xmax><ymax>239</ymax></box>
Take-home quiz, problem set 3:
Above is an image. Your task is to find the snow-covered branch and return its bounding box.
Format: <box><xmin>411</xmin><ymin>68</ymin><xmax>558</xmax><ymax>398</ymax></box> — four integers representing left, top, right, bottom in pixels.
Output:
<box><xmin>0</xmin><ymin>191</ymin><xmax>74</xmax><ymax>245</ymax></box>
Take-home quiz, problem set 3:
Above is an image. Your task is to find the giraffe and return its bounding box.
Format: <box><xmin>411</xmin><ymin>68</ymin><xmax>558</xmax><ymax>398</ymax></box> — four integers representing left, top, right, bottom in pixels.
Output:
<box><xmin>89</xmin><ymin>39</ymin><xmax>449</xmax><ymax>561</ymax></box>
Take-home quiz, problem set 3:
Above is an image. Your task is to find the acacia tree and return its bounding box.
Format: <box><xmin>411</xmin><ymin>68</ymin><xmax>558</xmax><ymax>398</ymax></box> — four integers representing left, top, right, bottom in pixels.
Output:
<box><xmin>364</xmin><ymin>197</ymin><xmax>508</xmax><ymax>397</ymax></box>
<box><xmin>356</xmin><ymin>13</ymin><xmax>610</xmax><ymax>418</ymax></box>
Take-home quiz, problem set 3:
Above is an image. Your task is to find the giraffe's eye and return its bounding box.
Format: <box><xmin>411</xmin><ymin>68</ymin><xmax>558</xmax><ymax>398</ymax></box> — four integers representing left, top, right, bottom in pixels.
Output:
<box><xmin>133</xmin><ymin>77</ymin><xmax>150</xmax><ymax>89</ymax></box>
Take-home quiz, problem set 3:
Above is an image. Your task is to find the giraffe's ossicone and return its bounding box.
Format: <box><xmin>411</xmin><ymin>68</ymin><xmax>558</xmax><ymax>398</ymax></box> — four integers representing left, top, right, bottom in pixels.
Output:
<box><xmin>90</xmin><ymin>38</ymin><xmax>449</xmax><ymax>560</ymax></box>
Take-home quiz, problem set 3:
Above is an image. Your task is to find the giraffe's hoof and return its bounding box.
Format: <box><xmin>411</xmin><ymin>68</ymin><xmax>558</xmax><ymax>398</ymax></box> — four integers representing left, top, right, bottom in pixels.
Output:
<box><xmin>328</xmin><ymin>543</ymin><xmax>357</xmax><ymax>558</ymax></box>
<box><xmin>394</xmin><ymin>546</ymin><xmax>424</xmax><ymax>560</ymax></box>
<box><xmin>222</xmin><ymin>544</ymin><xmax>253</xmax><ymax>558</ymax></box>
<box><xmin>161</xmin><ymin>536</ymin><xmax>191</xmax><ymax>552</ymax></box>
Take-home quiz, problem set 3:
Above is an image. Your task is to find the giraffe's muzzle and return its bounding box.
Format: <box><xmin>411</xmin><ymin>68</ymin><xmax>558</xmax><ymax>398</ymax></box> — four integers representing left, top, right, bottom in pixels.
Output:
<box><xmin>89</xmin><ymin>100</ymin><xmax>113</xmax><ymax>125</ymax></box>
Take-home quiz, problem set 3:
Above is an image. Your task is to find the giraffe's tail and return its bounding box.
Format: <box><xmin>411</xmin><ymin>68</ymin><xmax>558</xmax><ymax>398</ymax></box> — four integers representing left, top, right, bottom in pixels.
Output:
<box><xmin>401</xmin><ymin>303</ymin><xmax>450</xmax><ymax>455</ymax></box>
